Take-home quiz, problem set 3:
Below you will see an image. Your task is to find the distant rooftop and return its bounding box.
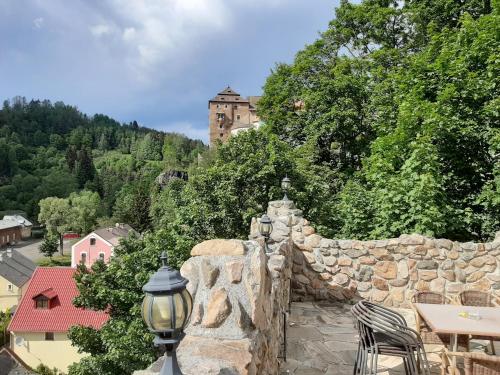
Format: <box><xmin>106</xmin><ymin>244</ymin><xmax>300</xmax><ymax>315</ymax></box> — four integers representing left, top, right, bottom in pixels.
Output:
<box><xmin>0</xmin><ymin>249</ymin><xmax>36</xmax><ymax>287</ymax></box>
<box><xmin>93</xmin><ymin>223</ymin><xmax>137</xmax><ymax>246</ymax></box>
<box><xmin>2</xmin><ymin>215</ymin><xmax>33</xmax><ymax>227</ymax></box>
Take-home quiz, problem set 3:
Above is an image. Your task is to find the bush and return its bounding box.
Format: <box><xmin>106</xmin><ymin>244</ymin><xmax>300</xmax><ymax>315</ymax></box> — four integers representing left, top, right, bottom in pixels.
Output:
<box><xmin>37</xmin><ymin>255</ymin><xmax>71</xmax><ymax>267</ymax></box>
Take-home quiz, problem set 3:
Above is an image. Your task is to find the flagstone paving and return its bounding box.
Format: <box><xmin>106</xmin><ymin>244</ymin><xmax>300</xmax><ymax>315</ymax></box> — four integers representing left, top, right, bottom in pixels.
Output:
<box><xmin>280</xmin><ymin>302</ymin><xmax>448</xmax><ymax>375</ymax></box>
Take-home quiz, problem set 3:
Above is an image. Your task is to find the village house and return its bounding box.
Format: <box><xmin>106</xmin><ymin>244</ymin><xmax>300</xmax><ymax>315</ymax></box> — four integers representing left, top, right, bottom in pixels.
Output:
<box><xmin>0</xmin><ymin>220</ymin><xmax>22</xmax><ymax>248</ymax></box>
<box><xmin>71</xmin><ymin>223</ymin><xmax>136</xmax><ymax>268</ymax></box>
<box><xmin>0</xmin><ymin>248</ymin><xmax>36</xmax><ymax>312</ymax></box>
<box><xmin>8</xmin><ymin>267</ymin><xmax>109</xmax><ymax>372</ymax></box>
<box><xmin>2</xmin><ymin>215</ymin><xmax>33</xmax><ymax>239</ymax></box>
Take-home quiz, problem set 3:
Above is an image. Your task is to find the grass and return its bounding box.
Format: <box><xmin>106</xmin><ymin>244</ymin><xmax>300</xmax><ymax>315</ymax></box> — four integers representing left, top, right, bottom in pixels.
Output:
<box><xmin>36</xmin><ymin>255</ymin><xmax>72</xmax><ymax>267</ymax></box>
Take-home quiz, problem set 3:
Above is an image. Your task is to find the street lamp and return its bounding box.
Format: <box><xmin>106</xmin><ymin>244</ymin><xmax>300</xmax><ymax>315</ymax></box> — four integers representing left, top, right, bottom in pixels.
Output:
<box><xmin>259</xmin><ymin>214</ymin><xmax>273</xmax><ymax>253</ymax></box>
<box><xmin>142</xmin><ymin>252</ymin><xmax>193</xmax><ymax>375</ymax></box>
<box><xmin>281</xmin><ymin>176</ymin><xmax>291</xmax><ymax>201</ymax></box>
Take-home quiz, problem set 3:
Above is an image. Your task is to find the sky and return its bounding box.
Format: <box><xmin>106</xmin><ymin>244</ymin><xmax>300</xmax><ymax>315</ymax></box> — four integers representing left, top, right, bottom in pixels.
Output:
<box><xmin>0</xmin><ymin>0</ymin><xmax>338</xmax><ymax>143</ymax></box>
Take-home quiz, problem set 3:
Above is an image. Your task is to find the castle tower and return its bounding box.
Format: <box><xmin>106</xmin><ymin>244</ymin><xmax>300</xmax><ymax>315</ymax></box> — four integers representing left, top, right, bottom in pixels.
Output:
<box><xmin>208</xmin><ymin>86</ymin><xmax>260</xmax><ymax>147</ymax></box>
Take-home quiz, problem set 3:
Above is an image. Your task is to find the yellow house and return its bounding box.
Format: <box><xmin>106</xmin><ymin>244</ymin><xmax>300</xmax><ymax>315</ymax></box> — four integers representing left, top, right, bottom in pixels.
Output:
<box><xmin>8</xmin><ymin>267</ymin><xmax>109</xmax><ymax>373</ymax></box>
<box><xmin>0</xmin><ymin>248</ymin><xmax>36</xmax><ymax>312</ymax></box>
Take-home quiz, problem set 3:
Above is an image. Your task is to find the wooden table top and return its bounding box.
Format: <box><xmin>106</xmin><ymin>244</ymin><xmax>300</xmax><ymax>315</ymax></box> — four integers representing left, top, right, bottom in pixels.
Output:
<box><xmin>414</xmin><ymin>303</ymin><xmax>500</xmax><ymax>337</ymax></box>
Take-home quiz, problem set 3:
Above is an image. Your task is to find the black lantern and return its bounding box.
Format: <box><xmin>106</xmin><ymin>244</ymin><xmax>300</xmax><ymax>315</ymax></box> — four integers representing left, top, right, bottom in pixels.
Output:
<box><xmin>259</xmin><ymin>214</ymin><xmax>273</xmax><ymax>252</ymax></box>
<box><xmin>142</xmin><ymin>252</ymin><xmax>193</xmax><ymax>375</ymax></box>
<box><xmin>281</xmin><ymin>176</ymin><xmax>291</xmax><ymax>201</ymax></box>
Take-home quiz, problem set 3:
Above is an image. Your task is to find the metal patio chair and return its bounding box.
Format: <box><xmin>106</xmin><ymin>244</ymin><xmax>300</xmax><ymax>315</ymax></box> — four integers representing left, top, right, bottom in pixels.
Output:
<box><xmin>352</xmin><ymin>300</ymin><xmax>431</xmax><ymax>375</ymax></box>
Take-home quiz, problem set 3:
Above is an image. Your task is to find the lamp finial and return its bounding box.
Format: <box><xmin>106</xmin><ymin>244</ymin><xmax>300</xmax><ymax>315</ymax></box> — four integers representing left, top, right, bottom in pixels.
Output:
<box><xmin>160</xmin><ymin>251</ymin><xmax>168</xmax><ymax>267</ymax></box>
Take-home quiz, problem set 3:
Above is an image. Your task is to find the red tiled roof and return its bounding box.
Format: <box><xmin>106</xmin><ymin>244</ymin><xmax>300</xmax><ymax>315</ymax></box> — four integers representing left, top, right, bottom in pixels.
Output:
<box><xmin>34</xmin><ymin>287</ymin><xmax>57</xmax><ymax>300</ymax></box>
<box><xmin>8</xmin><ymin>267</ymin><xmax>109</xmax><ymax>333</ymax></box>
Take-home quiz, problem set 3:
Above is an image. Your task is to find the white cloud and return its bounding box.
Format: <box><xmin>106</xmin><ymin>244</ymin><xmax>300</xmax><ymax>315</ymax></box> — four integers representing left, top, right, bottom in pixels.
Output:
<box><xmin>33</xmin><ymin>17</ymin><xmax>44</xmax><ymax>29</ymax></box>
<box><xmin>90</xmin><ymin>23</ymin><xmax>114</xmax><ymax>37</ymax></box>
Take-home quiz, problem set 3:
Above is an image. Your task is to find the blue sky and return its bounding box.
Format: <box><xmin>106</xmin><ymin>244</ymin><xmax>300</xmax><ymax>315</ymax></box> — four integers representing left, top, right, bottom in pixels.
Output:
<box><xmin>0</xmin><ymin>0</ymin><xmax>338</xmax><ymax>143</ymax></box>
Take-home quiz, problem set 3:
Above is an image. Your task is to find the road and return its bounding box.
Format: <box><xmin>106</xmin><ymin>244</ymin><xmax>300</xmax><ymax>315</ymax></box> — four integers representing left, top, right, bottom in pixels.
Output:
<box><xmin>11</xmin><ymin>239</ymin><xmax>73</xmax><ymax>263</ymax></box>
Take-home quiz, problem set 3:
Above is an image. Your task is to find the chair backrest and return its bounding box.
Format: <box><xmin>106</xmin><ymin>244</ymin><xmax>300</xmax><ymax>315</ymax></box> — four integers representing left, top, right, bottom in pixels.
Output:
<box><xmin>460</xmin><ymin>291</ymin><xmax>491</xmax><ymax>307</ymax></box>
<box><xmin>412</xmin><ymin>291</ymin><xmax>446</xmax><ymax>304</ymax></box>
<box><xmin>351</xmin><ymin>301</ymin><xmax>417</xmax><ymax>346</ymax></box>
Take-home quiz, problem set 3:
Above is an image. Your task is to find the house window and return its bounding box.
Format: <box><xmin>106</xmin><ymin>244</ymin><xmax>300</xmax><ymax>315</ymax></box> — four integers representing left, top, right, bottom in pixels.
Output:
<box><xmin>236</xmin><ymin>115</ymin><xmax>241</xmax><ymax>120</ymax></box>
<box><xmin>99</xmin><ymin>253</ymin><xmax>105</xmax><ymax>262</ymax></box>
<box><xmin>45</xmin><ymin>332</ymin><xmax>54</xmax><ymax>341</ymax></box>
<box><xmin>7</xmin><ymin>284</ymin><xmax>13</xmax><ymax>292</ymax></box>
<box><xmin>90</xmin><ymin>238</ymin><xmax>96</xmax><ymax>246</ymax></box>
<box><xmin>36</xmin><ymin>298</ymin><xmax>49</xmax><ymax>309</ymax></box>
<box><xmin>81</xmin><ymin>252</ymin><xmax>87</xmax><ymax>264</ymax></box>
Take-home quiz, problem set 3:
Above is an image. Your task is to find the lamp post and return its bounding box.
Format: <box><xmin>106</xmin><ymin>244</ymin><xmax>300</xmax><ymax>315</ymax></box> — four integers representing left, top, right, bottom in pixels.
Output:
<box><xmin>281</xmin><ymin>176</ymin><xmax>291</xmax><ymax>201</ymax></box>
<box><xmin>259</xmin><ymin>214</ymin><xmax>273</xmax><ymax>253</ymax></box>
<box><xmin>142</xmin><ymin>252</ymin><xmax>193</xmax><ymax>375</ymax></box>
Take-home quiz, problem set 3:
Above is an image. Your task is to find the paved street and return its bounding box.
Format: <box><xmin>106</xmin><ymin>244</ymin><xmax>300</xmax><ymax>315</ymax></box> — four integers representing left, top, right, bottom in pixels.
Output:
<box><xmin>10</xmin><ymin>238</ymin><xmax>73</xmax><ymax>263</ymax></box>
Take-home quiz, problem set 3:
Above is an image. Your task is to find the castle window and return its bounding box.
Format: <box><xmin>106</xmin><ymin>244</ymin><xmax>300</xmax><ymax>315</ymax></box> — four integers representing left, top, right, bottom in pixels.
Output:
<box><xmin>221</xmin><ymin>97</ymin><xmax>225</xmax><ymax>100</ymax></box>
<box><xmin>225</xmin><ymin>104</ymin><xmax>228</xmax><ymax>109</ymax></box>
<box><xmin>45</xmin><ymin>332</ymin><xmax>54</xmax><ymax>341</ymax></box>
<box><xmin>220</xmin><ymin>133</ymin><xmax>223</xmax><ymax>138</ymax></box>
<box><xmin>234</xmin><ymin>105</ymin><xmax>238</xmax><ymax>109</ymax></box>
<box><xmin>236</xmin><ymin>115</ymin><xmax>241</xmax><ymax>120</ymax></box>
<box><xmin>219</xmin><ymin>124</ymin><xmax>223</xmax><ymax>129</ymax></box>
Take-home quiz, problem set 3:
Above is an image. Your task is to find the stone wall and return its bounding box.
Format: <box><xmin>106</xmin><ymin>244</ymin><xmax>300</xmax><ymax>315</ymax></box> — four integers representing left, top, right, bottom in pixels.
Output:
<box><xmin>136</xmin><ymin>231</ymin><xmax>292</xmax><ymax>374</ymax></box>
<box><xmin>266</xmin><ymin>201</ymin><xmax>500</xmax><ymax>307</ymax></box>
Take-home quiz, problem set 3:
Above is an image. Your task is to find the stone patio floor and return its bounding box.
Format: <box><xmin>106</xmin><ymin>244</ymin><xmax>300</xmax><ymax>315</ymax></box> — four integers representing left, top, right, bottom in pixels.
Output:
<box><xmin>280</xmin><ymin>302</ymin><xmax>499</xmax><ymax>375</ymax></box>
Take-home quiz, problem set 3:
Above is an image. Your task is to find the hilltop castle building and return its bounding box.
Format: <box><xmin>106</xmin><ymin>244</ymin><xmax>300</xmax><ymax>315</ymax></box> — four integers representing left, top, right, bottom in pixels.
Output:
<box><xmin>208</xmin><ymin>87</ymin><xmax>261</xmax><ymax>147</ymax></box>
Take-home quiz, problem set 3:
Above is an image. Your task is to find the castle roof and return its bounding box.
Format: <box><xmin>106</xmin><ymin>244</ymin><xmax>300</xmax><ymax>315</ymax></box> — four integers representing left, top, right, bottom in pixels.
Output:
<box><xmin>218</xmin><ymin>86</ymin><xmax>240</xmax><ymax>96</ymax></box>
<box><xmin>209</xmin><ymin>86</ymin><xmax>250</xmax><ymax>104</ymax></box>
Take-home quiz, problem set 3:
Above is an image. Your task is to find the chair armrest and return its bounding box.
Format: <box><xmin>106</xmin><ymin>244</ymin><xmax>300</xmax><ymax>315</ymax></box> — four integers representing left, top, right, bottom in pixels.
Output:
<box><xmin>446</xmin><ymin>295</ymin><xmax>460</xmax><ymax>305</ymax></box>
<box><xmin>492</xmin><ymin>295</ymin><xmax>500</xmax><ymax>307</ymax></box>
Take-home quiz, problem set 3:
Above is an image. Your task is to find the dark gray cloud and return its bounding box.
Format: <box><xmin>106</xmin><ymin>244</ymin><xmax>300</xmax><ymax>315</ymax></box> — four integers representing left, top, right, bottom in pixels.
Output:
<box><xmin>0</xmin><ymin>0</ymin><xmax>337</xmax><ymax>142</ymax></box>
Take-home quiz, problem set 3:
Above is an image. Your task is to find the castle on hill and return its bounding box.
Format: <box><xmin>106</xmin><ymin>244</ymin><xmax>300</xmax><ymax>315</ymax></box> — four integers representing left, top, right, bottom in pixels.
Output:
<box><xmin>208</xmin><ymin>86</ymin><xmax>261</xmax><ymax>147</ymax></box>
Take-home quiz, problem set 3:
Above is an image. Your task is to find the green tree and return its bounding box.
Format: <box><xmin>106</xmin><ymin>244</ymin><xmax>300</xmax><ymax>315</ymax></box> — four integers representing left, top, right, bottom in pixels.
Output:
<box><xmin>39</xmin><ymin>235</ymin><xmax>59</xmax><ymax>258</ymax></box>
<box><xmin>38</xmin><ymin>197</ymin><xmax>71</xmax><ymax>255</ymax></box>
<box><xmin>70</xmin><ymin>190</ymin><xmax>101</xmax><ymax>235</ymax></box>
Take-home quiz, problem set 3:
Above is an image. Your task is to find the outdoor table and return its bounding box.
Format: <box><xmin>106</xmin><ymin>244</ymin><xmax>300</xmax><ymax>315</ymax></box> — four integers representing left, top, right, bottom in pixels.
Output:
<box><xmin>414</xmin><ymin>303</ymin><xmax>500</xmax><ymax>366</ymax></box>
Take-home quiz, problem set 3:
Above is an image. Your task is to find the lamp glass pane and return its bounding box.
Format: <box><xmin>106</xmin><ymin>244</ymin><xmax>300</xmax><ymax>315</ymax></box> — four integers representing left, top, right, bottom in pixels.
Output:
<box><xmin>282</xmin><ymin>180</ymin><xmax>291</xmax><ymax>190</ymax></box>
<box><xmin>182</xmin><ymin>289</ymin><xmax>193</xmax><ymax>323</ymax></box>
<box><xmin>141</xmin><ymin>294</ymin><xmax>153</xmax><ymax>328</ymax></box>
<box><xmin>174</xmin><ymin>292</ymin><xmax>185</xmax><ymax>329</ymax></box>
<box><xmin>151</xmin><ymin>295</ymin><xmax>172</xmax><ymax>331</ymax></box>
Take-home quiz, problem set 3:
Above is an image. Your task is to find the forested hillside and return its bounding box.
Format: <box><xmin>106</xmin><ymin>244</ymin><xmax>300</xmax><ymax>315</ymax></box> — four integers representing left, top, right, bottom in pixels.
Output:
<box><xmin>0</xmin><ymin>97</ymin><xmax>205</xmax><ymax>226</ymax></box>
